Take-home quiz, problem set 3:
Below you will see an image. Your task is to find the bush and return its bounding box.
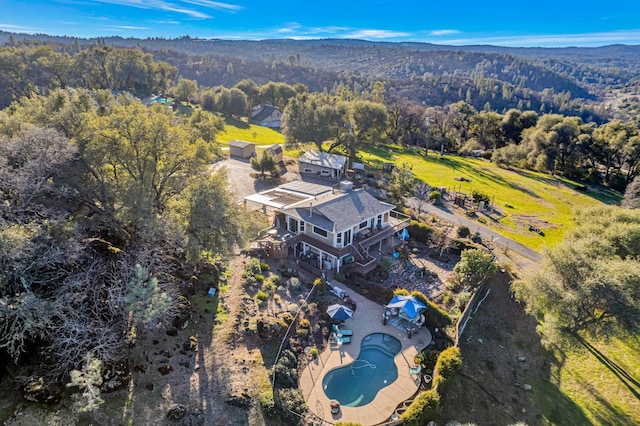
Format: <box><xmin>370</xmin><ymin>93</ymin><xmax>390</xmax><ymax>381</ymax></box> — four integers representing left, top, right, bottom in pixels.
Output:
<box><xmin>457</xmin><ymin>225</ymin><xmax>470</xmax><ymax>238</ymax></box>
<box><xmin>471</xmin><ymin>190</ymin><xmax>490</xmax><ymax>204</ymax></box>
<box><xmin>400</xmin><ymin>389</ymin><xmax>440</xmax><ymax>425</ymax></box>
<box><xmin>261</xmin><ymin>278</ymin><xmax>277</xmax><ymax>294</ymax></box>
<box><xmin>299</xmin><ymin>318</ymin><xmax>310</xmax><ymax>329</ymax></box>
<box><xmin>408</xmin><ymin>290</ymin><xmax>452</xmax><ymax>329</ymax></box>
<box><xmin>275</xmin><ymin>388</ymin><xmax>307</xmax><ymax>423</ymax></box>
<box><xmin>380</xmin><ymin>257</ymin><xmax>393</xmax><ymax>272</ymax></box>
<box><xmin>255</xmin><ymin>274</ymin><xmax>265</xmax><ymax>283</ymax></box>
<box><xmin>408</xmin><ymin>220</ymin><xmax>433</xmax><ymax>243</ymax></box>
<box><xmin>255</xmin><ymin>291</ymin><xmax>268</xmax><ymax>302</ymax></box>
<box><xmin>260</xmin><ymin>263</ymin><xmax>270</xmax><ymax>271</ymax></box>
<box><xmin>428</xmin><ymin>190</ymin><xmax>441</xmax><ymax>203</ymax></box>
<box><xmin>432</xmin><ymin>346</ymin><xmax>462</xmax><ymax>391</ymax></box>
<box><xmin>454</xmin><ymin>291</ymin><xmax>472</xmax><ymax>311</ymax></box>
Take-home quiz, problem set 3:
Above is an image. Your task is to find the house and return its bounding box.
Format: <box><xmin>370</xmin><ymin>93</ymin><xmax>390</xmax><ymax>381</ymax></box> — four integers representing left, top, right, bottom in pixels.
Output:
<box><xmin>298</xmin><ymin>150</ymin><xmax>348</xmax><ymax>180</ymax></box>
<box><xmin>244</xmin><ymin>180</ymin><xmax>410</xmax><ymax>279</ymax></box>
<box><xmin>228</xmin><ymin>140</ymin><xmax>256</xmax><ymax>159</ymax></box>
<box><xmin>249</xmin><ymin>104</ymin><xmax>283</xmax><ymax>128</ymax></box>
<box><xmin>265</xmin><ymin>144</ymin><xmax>283</xmax><ymax>163</ymax></box>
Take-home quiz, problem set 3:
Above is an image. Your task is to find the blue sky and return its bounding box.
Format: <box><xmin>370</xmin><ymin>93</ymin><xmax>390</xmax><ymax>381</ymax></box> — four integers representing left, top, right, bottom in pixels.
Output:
<box><xmin>2</xmin><ymin>0</ymin><xmax>640</xmax><ymax>47</ymax></box>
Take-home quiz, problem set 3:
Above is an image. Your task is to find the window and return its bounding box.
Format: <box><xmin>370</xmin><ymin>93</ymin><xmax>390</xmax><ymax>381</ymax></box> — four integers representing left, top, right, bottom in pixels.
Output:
<box><xmin>313</xmin><ymin>226</ymin><xmax>328</xmax><ymax>237</ymax></box>
<box><xmin>304</xmin><ymin>168</ymin><xmax>313</xmax><ymax>173</ymax></box>
<box><xmin>377</xmin><ymin>215</ymin><xmax>382</xmax><ymax>227</ymax></box>
<box><xmin>359</xmin><ymin>221</ymin><xmax>368</xmax><ymax>229</ymax></box>
<box><xmin>320</xmin><ymin>170</ymin><xmax>330</xmax><ymax>176</ymax></box>
<box><xmin>300</xmin><ymin>221</ymin><xmax>305</xmax><ymax>232</ymax></box>
<box><xmin>337</xmin><ymin>233</ymin><xmax>342</xmax><ymax>245</ymax></box>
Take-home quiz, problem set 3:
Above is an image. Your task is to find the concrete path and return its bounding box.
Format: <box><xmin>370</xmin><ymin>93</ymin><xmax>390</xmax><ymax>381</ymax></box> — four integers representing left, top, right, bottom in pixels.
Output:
<box><xmin>299</xmin><ymin>284</ymin><xmax>432</xmax><ymax>425</ymax></box>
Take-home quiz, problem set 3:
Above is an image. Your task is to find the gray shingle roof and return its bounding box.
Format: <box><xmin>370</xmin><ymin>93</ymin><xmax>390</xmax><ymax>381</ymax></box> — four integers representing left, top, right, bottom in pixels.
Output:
<box><xmin>298</xmin><ymin>150</ymin><xmax>347</xmax><ymax>170</ymax></box>
<box><xmin>251</xmin><ymin>104</ymin><xmax>280</xmax><ymax>122</ymax></box>
<box><xmin>282</xmin><ymin>189</ymin><xmax>394</xmax><ymax>232</ymax></box>
<box><xmin>228</xmin><ymin>139</ymin><xmax>254</xmax><ymax>148</ymax></box>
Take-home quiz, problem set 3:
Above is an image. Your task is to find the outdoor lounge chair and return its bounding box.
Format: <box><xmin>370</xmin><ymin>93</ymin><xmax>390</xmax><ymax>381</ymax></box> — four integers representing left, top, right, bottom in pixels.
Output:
<box><xmin>330</xmin><ymin>332</ymin><xmax>350</xmax><ymax>345</ymax></box>
<box><xmin>332</xmin><ymin>324</ymin><xmax>353</xmax><ymax>336</ymax></box>
<box><xmin>409</xmin><ymin>364</ymin><xmax>422</xmax><ymax>376</ymax></box>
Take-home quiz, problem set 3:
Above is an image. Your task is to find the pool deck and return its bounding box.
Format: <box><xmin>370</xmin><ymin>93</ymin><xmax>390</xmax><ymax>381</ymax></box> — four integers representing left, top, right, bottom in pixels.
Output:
<box><xmin>299</xmin><ymin>285</ymin><xmax>433</xmax><ymax>425</ymax></box>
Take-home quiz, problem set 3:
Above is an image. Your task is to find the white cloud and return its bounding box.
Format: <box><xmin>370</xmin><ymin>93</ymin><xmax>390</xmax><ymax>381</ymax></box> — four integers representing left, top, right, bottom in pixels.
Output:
<box><xmin>429</xmin><ymin>29</ymin><xmax>459</xmax><ymax>36</ymax></box>
<box><xmin>345</xmin><ymin>29</ymin><xmax>411</xmax><ymax>39</ymax></box>
<box><xmin>111</xmin><ymin>25</ymin><xmax>150</xmax><ymax>30</ymax></box>
<box><xmin>181</xmin><ymin>0</ymin><xmax>242</xmax><ymax>12</ymax></box>
<box><xmin>90</xmin><ymin>0</ymin><xmax>211</xmax><ymax>19</ymax></box>
<box><xmin>0</xmin><ymin>23</ymin><xmax>39</xmax><ymax>33</ymax></box>
<box><xmin>440</xmin><ymin>29</ymin><xmax>640</xmax><ymax>47</ymax></box>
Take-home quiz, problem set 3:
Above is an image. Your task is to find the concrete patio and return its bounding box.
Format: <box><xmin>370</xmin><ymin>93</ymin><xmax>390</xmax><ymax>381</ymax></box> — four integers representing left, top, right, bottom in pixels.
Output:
<box><xmin>299</xmin><ymin>284</ymin><xmax>433</xmax><ymax>425</ymax></box>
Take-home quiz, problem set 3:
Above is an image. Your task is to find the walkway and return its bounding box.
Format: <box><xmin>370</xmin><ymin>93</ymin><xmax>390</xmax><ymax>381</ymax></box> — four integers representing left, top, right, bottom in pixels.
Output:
<box><xmin>299</xmin><ymin>284</ymin><xmax>432</xmax><ymax>425</ymax></box>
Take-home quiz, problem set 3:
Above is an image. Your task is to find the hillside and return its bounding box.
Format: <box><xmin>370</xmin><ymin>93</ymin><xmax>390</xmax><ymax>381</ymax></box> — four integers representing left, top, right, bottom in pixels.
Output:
<box><xmin>2</xmin><ymin>32</ymin><xmax>640</xmax><ymax>119</ymax></box>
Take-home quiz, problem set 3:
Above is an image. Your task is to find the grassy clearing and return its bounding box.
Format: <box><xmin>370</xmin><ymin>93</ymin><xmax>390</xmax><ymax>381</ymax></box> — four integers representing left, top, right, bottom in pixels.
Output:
<box><xmin>218</xmin><ymin>116</ymin><xmax>284</xmax><ymax>146</ymax></box>
<box><xmin>360</xmin><ymin>145</ymin><xmax>621</xmax><ymax>250</ymax></box>
<box><xmin>536</xmin><ymin>334</ymin><xmax>640</xmax><ymax>425</ymax></box>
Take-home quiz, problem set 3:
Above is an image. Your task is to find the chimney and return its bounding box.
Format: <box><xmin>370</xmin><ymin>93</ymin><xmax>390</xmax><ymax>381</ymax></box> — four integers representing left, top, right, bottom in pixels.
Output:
<box><xmin>309</xmin><ymin>202</ymin><xmax>313</xmax><ymax>217</ymax></box>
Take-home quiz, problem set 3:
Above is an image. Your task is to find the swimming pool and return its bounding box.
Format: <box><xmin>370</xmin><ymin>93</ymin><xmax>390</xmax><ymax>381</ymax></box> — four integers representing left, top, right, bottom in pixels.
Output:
<box><xmin>322</xmin><ymin>333</ymin><xmax>402</xmax><ymax>407</ymax></box>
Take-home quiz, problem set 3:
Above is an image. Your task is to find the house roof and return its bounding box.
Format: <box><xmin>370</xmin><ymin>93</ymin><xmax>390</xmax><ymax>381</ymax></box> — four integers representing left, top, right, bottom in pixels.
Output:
<box><xmin>251</xmin><ymin>104</ymin><xmax>280</xmax><ymax>122</ymax></box>
<box><xmin>228</xmin><ymin>139</ymin><xmax>254</xmax><ymax>149</ymax></box>
<box><xmin>267</xmin><ymin>144</ymin><xmax>283</xmax><ymax>154</ymax></box>
<box><xmin>282</xmin><ymin>189</ymin><xmax>395</xmax><ymax>232</ymax></box>
<box><xmin>298</xmin><ymin>150</ymin><xmax>347</xmax><ymax>170</ymax></box>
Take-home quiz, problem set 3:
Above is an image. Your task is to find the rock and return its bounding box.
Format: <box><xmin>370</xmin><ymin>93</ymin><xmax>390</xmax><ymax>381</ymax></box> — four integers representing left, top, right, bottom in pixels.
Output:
<box><xmin>100</xmin><ymin>360</ymin><xmax>131</xmax><ymax>392</ymax></box>
<box><xmin>172</xmin><ymin>296</ymin><xmax>192</xmax><ymax>330</ymax></box>
<box><xmin>158</xmin><ymin>364</ymin><xmax>174</xmax><ymax>375</ymax></box>
<box><xmin>166</xmin><ymin>328</ymin><xmax>179</xmax><ymax>337</ymax></box>
<box><xmin>182</xmin><ymin>336</ymin><xmax>198</xmax><ymax>352</ymax></box>
<box><xmin>517</xmin><ymin>355</ymin><xmax>526</xmax><ymax>362</ymax></box>
<box><xmin>146</xmin><ymin>383</ymin><xmax>154</xmax><ymax>391</ymax></box>
<box><xmin>523</xmin><ymin>383</ymin><xmax>532</xmax><ymax>391</ymax></box>
<box><xmin>22</xmin><ymin>377</ymin><xmax>64</xmax><ymax>404</ymax></box>
<box><xmin>225</xmin><ymin>393</ymin><xmax>250</xmax><ymax>409</ymax></box>
<box><xmin>166</xmin><ymin>404</ymin><xmax>187</xmax><ymax>421</ymax></box>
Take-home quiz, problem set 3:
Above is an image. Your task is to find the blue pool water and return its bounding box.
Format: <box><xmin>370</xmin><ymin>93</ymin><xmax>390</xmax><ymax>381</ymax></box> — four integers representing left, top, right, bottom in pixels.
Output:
<box><xmin>322</xmin><ymin>333</ymin><xmax>402</xmax><ymax>407</ymax></box>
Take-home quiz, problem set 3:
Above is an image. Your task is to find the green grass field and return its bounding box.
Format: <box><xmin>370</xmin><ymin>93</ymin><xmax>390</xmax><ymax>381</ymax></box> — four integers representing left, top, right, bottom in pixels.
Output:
<box><xmin>217</xmin><ymin>116</ymin><xmax>284</xmax><ymax>146</ymax></box>
<box><xmin>360</xmin><ymin>145</ymin><xmax>621</xmax><ymax>250</ymax></box>
<box><xmin>535</xmin><ymin>334</ymin><xmax>640</xmax><ymax>425</ymax></box>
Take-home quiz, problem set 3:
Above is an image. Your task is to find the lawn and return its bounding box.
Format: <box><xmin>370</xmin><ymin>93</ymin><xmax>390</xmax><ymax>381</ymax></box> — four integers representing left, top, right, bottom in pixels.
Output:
<box><xmin>536</xmin><ymin>333</ymin><xmax>640</xmax><ymax>425</ymax></box>
<box><xmin>217</xmin><ymin>116</ymin><xmax>284</xmax><ymax>146</ymax></box>
<box><xmin>360</xmin><ymin>145</ymin><xmax>622</xmax><ymax>250</ymax></box>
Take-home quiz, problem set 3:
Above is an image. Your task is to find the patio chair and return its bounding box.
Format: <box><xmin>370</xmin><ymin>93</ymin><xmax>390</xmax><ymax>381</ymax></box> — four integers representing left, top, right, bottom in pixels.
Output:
<box><xmin>409</xmin><ymin>364</ymin><xmax>422</xmax><ymax>376</ymax></box>
<box><xmin>332</xmin><ymin>324</ymin><xmax>353</xmax><ymax>336</ymax></box>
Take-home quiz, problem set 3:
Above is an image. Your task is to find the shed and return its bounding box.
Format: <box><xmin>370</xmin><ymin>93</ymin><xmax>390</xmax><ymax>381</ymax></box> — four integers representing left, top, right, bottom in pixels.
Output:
<box><xmin>298</xmin><ymin>150</ymin><xmax>348</xmax><ymax>180</ymax></box>
<box><xmin>228</xmin><ymin>140</ymin><xmax>256</xmax><ymax>158</ymax></box>
<box><xmin>265</xmin><ymin>144</ymin><xmax>283</xmax><ymax>163</ymax></box>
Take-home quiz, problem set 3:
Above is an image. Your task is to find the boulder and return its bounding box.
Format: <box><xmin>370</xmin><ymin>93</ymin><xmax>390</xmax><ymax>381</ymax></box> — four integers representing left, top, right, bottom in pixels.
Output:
<box><xmin>182</xmin><ymin>336</ymin><xmax>198</xmax><ymax>352</ymax></box>
<box><xmin>158</xmin><ymin>364</ymin><xmax>174</xmax><ymax>375</ymax></box>
<box><xmin>172</xmin><ymin>296</ymin><xmax>192</xmax><ymax>329</ymax></box>
<box><xmin>166</xmin><ymin>404</ymin><xmax>187</xmax><ymax>421</ymax></box>
<box><xmin>22</xmin><ymin>377</ymin><xmax>64</xmax><ymax>404</ymax></box>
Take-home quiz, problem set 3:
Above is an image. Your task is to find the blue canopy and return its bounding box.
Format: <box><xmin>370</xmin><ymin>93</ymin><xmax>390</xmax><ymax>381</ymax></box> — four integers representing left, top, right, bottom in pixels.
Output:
<box><xmin>386</xmin><ymin>295</ymin><xmax>427</xmax><ymax>320</ymax></box>
<box><xmin>326</xmin><ymin>304</ymin><xmax>354</xmax><ymax>321</ymax></box>
<box><xmin>398</xmin><ymin>228</ymin><xmax>410</xmax><ymax>241</ymax></box>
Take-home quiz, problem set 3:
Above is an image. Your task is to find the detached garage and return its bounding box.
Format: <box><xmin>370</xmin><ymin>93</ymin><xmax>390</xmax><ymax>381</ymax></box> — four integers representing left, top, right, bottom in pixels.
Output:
<box><xmin>228</xmin><ymin>140</ymin><xmax>256</xmax><ymax>158</ymax></box>
<box><xmin>265</xmin><ymin>144</ymin><xmax>283</xmax><ymax>163</ymax></box>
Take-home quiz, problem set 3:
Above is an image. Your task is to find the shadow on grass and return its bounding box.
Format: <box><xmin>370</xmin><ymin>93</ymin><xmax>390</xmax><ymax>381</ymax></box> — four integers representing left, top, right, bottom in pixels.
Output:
<box><xmin>225</xmin><ymin>115</ymin><xmax>250</xmax><ymax>129</ymax></box>
<box><xmin>577</xmin><ymin>335</ymin><xmax>640</xmax><ymax>399</ymax></box>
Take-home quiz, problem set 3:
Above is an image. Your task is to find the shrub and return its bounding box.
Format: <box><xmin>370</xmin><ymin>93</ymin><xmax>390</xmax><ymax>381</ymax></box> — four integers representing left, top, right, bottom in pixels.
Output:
<box><xmin>275</xmin><ymin>388</ymin><xmax>307</xmax><ymax>423</ymax></box>
<box><xmin>299</xmin><ymin>318</ymin><xmax>310</xmax><ymax>329</ymax></box>
<box><xmin>261</xmin><ymin>279</ymin><xmax>277</xmax><ymax>294</ymax></box>
<box><xmin>380</xmin><ymin>257</ymin><xmax>393</xmax><ymax>272</ymax></box>
<box><xmin>296</xmin><ymin>328</ymin><xmax>309</xmax><ymax>337</ymax></box>
<box><xmin>255</xmin><ymin>291</ymin><xmax>268</xmax><ymax>302</ymax></box>
<box><xmin>259</xmin><ymin>262</ymin><xmax>270</xmax><ymax>271</ymax></box>
<box><xmin>409</xmin><ymin>290</ymin><xmax>452</xmax><ymax>329</ymax></box>
<box><xmin>254</xmin><ymin>274</ymin><xmax>265</xmax><ymax>283</ymax></box>
<box><xmin>454</xmin><ymin>291</ymin><xmax>472</xmax><ymax>311</ymax></box>
<box><xmin>428</xmin><ymin>190</ymin><xmax>441</xmax><ymax>203</ymax></box>
<box><xmin>408</xmin><ymin>220</ymin><xmax>433</xmax><ymax>243</ymax></box>
<box><xmin>471</xmin><ymin>190</ymin><xmax>490</xmax><ymax>204</ymax></box>
<box><xmin>457</xmin><ymin>225</ymin><xmax>470</xmax><ymax>238</ymax></box>
<box><xmin>245</xmin><ymin>258</ymin><xmax>262</xmax><ymax>275</ymax></box>
<box><xmin>433</xmin><ymin>346</ymin><xmax>462</xmax><ymax>391</ymax></box>
<box><xmin>310</xmin><ymin>347</ymin><xmax>319</xmax><ymax>357</ymax></box>
<box><xmin>335</xmin><ymin>272</ymin><xmax>346</xmax><ymax>282</ymax></box>
<box><xmin>286</xmin><ymin>277</ymin><xmax>300</xmax><ymax>289</ymax></box>
<box><xmin>400</xmin><ymin>389</ymin><xmax>440</xmax><ymax>426</ymax></box>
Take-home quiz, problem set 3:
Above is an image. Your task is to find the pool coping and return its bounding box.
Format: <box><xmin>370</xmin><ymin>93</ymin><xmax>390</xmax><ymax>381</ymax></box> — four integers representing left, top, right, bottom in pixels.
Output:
<box><xmin>299</xmin><ymin>284</ymin><xmax>433</xmax><ymax>425</ymax></box>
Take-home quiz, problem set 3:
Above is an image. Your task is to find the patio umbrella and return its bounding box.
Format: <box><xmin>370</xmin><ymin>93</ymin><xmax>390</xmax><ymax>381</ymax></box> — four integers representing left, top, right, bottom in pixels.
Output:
<box><xmin>386</xmin><ymin>295</ymin><xmax>427</xmax><ymax>320</ymax></box>
<box><xmin>326</xmin><ymin>304</ymin><xmax>353</xmax><ymax>321</ymax></box>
